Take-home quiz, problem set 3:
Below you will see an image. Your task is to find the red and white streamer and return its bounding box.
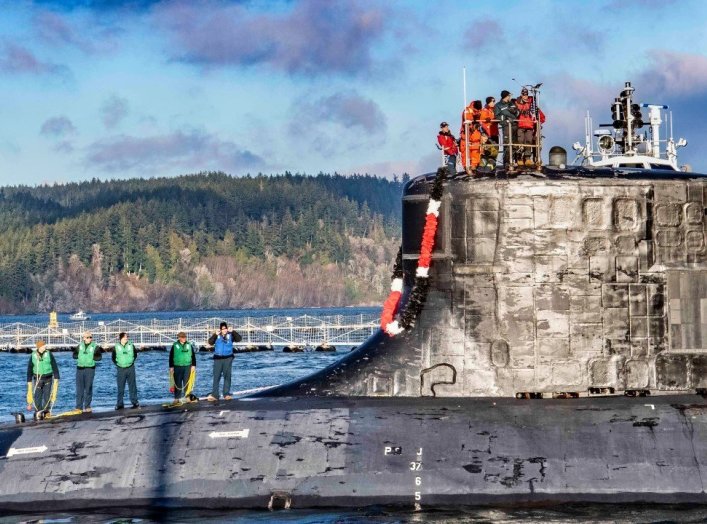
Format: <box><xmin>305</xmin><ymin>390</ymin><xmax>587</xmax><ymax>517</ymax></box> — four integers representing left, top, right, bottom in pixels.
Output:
<box><xmin>380</xmin><ymin>197</ymin><xmax>442</xmax><ymax>337</ymax></box>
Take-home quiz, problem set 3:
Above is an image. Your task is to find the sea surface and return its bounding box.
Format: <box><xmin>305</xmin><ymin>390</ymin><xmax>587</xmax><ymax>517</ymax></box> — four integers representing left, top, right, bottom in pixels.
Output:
<box><xmin>0</xmin><ymin>307</ymin><xmax>377</xmax><ymax>422</ymax></box>
<box><xmin>1</xmin><ymin>307</ymin><xmax>705</xmax><ymax>523</ymax></box>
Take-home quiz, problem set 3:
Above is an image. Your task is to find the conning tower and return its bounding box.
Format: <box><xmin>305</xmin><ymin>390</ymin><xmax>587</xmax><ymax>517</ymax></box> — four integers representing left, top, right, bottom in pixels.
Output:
<box><xmin>262</xmin><ymin>82</ymin><xmax>705</xmax><ymax>399</ymax></box>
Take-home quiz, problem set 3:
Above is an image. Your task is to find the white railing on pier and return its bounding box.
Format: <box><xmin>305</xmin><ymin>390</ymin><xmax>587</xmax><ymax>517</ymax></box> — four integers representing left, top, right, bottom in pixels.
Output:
<box><xmin>0</xmin><ymin>314</ymin><xmax>380</xmax><ymax>351</ymax></box>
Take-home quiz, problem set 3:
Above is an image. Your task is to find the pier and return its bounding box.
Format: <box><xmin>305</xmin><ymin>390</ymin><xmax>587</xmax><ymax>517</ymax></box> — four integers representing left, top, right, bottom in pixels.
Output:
<box><xmin>0</xmin><ymin>313</ymin><xmax>379</xmax><ymax>352</ymax></box>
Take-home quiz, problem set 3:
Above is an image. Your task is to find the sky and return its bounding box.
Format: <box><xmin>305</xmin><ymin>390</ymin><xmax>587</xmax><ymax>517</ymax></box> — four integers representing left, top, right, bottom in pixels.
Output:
<box><xmin>1</xmin><ymin>0</ymin><xmax>707</xmax><ymax>186</ymax></box>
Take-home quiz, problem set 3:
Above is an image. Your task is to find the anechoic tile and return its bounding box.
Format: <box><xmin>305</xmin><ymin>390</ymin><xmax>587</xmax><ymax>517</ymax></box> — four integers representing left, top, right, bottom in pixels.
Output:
<box><xmin>603</xmin><ymin>307</ymin><xmax>629</xmax><ymax>339</ymax></box>
<box><xmin>570</xmin><ymin>323</ymin><xmax>603</xmax><ymax>356</ymax></box>
<box><xmin>629</xmin><ymin>285</ymin><xmax>647</xmax><ymax>316</ymax></box>
<box><xmin>685</xmin><ymin>202</ymin><xmax>703</xmax><ymax>225</ymax></box>
<box><xmin>534</xmin><ymin>255</ymin><xmax>568</xmax><ymax>283</ymax></box>
<box><xmin>589</xmin><ymin>357</ymin><xmax>622</xmax><ymax>387</ymax></box>
<box><xmin>536</xmin><ymin>310</ymin><xmax>569</xmax><ymax>338</ymax></box>
<box><xmin>616</xmin><ymin>256</ymin><xmax>639</xmax><ymax>283</ymax></box>
<box><xmin>603</xmin><ymin>284</ymin><xmax>629</xmax><ymax>308</ymax></box>
<box><xmin>613</xmin><ymin>198</ymin><xmax>641</xmax><ymax>232</ymax></box>
<box><xmin>537</xmin><ymin>338</ymin><xmax>570</xmax><ymax>362</ymax></box>
<box><xmin>583</xmin><ymin>198</ymin><xmax>609</xmax><ymax>230</ymax></box>
<box><xmin>625</xmin><ymin>359</ymin><xmax>650</xmax><ymax>389</ymax></box>
<box><xmin>570</xmin><ymin>295</ymin><xmax>602</xmax><ymax>323</ymax></box>
<box><xmin>589</xmin><ymin>256</ymin><xmax>612</xmax><ymax>282</ymax></box>
<box><xmin>551</xmin><ymin>360</ymin><xmax>583</xmax><ymax>387</ymax></box>
<box><xmin>630</xmin><ymin>317</ymin><xmax>649</xmax><ymax>338</ymax></box>
<box><xmin>535</xmin><ymin>285</ymin><xmax>570</xmax><ymax>311</ymax></box>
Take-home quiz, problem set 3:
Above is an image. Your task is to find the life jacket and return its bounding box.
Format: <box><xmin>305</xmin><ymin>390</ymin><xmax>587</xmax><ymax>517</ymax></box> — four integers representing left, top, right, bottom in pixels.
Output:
<box><xmin>516</xmin><ymin>97</ymin><xmax>545</xmax><ymax>130</ymax></box>
<box><xmin>214</xmin><ymin>333</ymin><xmax>234</xmax><ymax>357</ymax></box>
<box><xmin>437</xmin><ymin>132</ymin><xmax>458</xmax><ymax>155</ymax></box>
<box><xmin>461</xmin><ymin>103</ymin><xmax>482</xmax><ymax>135</ymax></box>
<box><xmin>459</xmin><ymin>128</ymin><xmax>482</xmax><ymax>168</ymax></box>
<box><xmin>32</xmin><ymin>350</ymin><xmax>53</xmax><ymax>376</ymax></box>
<box><xmin>114</xmin><ymin>342</ymin><xmax>136</xmax><ymax>368</ymax></box>
<box><xmin>172</xmin><ymin>341</ymin><xmax>194</xmax><ymax>367</ymax></box>
<box><xmin>77</xmin><ymin>341</ymin><xmax>98</xmax><ymax>368</ymax></box>
<box><xmin>480</xmin><ymin>106</ymin><xmax>498</xmax><ymax>137</ymax></box>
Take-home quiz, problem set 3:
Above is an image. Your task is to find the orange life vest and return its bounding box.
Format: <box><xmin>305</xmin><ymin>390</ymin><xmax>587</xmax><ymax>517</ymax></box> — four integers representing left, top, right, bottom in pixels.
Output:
<box><xmin>460</xmin><ymin>128</ymin><xmax>482</xmax><ymax>168</ymax></box>
<box><xmin>480</xmin><ymin>106</ymin><xmax>498</xmax><ymax>137</ymax></box>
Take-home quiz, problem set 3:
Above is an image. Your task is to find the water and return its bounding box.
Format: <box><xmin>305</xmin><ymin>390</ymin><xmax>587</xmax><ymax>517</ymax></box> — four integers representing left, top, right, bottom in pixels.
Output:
<box><xmin>1</xmin><ymin>307</ymin><xmax>705</xmax><ymax>522</ymax></box>
<box><xmin>0</xmin><ymin>345</ymin><xmax>347</xmax><ymax>421</ymax></box>
<box><xmin>0</xmin><ymin>307</ymin><xmax>377</xmax><ymax>422</ymax></box>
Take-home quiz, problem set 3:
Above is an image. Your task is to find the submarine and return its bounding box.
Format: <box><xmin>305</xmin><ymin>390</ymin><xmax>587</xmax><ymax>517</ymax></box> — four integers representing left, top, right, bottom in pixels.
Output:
<box><xmin>0</xmin><ymin>82</ymin><xmax>705</xmax><ymax>512</ymax></box>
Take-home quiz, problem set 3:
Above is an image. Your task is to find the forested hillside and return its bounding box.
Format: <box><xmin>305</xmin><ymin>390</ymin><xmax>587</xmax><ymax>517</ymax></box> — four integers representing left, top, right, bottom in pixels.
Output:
<box><xmin>0</xmin><ymin>172</ymin><xmax>407</xmax><ymax>313</ymax></box>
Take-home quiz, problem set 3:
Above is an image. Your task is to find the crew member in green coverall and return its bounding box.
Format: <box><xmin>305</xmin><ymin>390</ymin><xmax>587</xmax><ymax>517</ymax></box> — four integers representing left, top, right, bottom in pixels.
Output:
<box><xmin>26</xmin><ymin>340</ymin><xmax>60</xmax><ymax>414</ymax></box>
<box><xmin>169</xmin><ymin>331</ymin><xmax>196</xmax><ymax>404</ymax></box>
<box><xmin>112</xmin><ymin>332</ymin><xmax>139</xmax><ymax>410</ymax></box>
<box><xmin>73</xmin><ymin>331</ymin><xmax>102</xmax><ymax>413</ymax></box>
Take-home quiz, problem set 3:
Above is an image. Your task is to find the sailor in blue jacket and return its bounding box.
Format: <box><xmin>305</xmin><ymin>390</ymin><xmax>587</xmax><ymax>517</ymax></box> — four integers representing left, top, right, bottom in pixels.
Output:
<box><xmin>206</xmin><ymin>321</ymin><xmax>242</xmax><ymax>400</ymax></box>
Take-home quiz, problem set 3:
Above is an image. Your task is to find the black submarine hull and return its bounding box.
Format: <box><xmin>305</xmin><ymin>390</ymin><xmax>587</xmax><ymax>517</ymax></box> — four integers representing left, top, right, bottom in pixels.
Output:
<box><xmin>0</xmin><ymin>393</ymin><xmax>705</xmax><ymax>511</ymax></box>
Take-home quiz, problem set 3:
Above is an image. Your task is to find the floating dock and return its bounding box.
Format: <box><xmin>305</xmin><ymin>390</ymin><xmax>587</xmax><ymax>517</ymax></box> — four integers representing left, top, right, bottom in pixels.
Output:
<box><xmin>0</xmin><ymin>313</ymin><xmax>377</xmax><ymax>352</ymax></box>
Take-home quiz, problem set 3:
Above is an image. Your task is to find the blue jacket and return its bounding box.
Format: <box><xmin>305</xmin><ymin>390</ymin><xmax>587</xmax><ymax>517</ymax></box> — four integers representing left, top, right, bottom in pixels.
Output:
<box><xmin>208</xmin><ymin>329</ymin><xmax>242</xmax><ymax>358</ymax></box>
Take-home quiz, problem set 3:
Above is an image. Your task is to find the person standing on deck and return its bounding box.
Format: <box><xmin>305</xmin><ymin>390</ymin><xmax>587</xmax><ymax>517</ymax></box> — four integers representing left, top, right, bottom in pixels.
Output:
<box><xmin>169</xmin><ymin>331</ymin><xmax>196</xmax><ymax>404</ymax></box>
<box><xmin>494</xmin><ymin>90</ymin><xmax>518</xmax><ymax>168</ymax></box>
<box><xmin>112</xmin><ymin>332</ymin><xmax>139</xmax><ymax>410</ymax></box>
<box><xmin>73</xmin><ymin>331</ymin><xmax>101</xmax><ymax>413</ymax></box>
<box><xmin>480</xmin><ymin>96</ymin><xmax>499</xmax><ymax>143</ymax></box>
<box><xmin>26</xmin><ymin>340</ymin><xmax>60</xmax><ymax>415</ymax></box>
<box><xmin>207</xmin><ymin>321</ymin><xmax>242</xmax><ymax>401</ymax></box>
<box><xmin>437</xmin><ymin>122</ymin><xmax>459</xmax><ymax>176</ymax></box>
<box><xmin>515</xmin><ymin>87</ymin><xmax>545</xmax><ymax>166</ymax></box>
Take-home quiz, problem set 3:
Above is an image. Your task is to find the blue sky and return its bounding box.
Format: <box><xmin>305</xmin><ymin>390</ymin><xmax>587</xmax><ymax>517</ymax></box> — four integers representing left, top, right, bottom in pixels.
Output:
<box><xmin>1</xmin><ymin>0</ymin><xmax>706</xmax><ymax>185</ymax></box>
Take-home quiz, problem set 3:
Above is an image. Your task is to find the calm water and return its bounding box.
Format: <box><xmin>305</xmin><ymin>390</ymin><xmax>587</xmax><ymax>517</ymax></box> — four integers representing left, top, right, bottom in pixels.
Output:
<box><xmin>0</xmin><ymin>307</ymin><xmax>376</xmax><ymax>422</ymax></box>
<box><xmin>1</xmin><ymin>307</ymin><xmax>705</xmax><ymax>523</ymax></box>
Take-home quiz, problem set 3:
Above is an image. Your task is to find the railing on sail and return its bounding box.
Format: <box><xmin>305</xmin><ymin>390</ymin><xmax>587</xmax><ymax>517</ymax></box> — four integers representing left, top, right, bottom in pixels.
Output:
<box><xmin>441</xmin><ymin>85</ymin><xmax>544</xmax><ymax>174</ymax></box>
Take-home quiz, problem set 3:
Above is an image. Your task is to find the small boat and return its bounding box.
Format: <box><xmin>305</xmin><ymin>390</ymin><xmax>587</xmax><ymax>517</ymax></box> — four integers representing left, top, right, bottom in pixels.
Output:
<box><xmin>69</xmin><ymin>310</ymin><xmax>91</xmax><ymax>321</ymax></box>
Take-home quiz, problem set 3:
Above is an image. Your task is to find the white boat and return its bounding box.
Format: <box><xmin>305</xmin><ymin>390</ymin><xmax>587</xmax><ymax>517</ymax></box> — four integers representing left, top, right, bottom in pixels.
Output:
<box><xmin>69</xmin><ymin>310</ymin><xmax>91</xmax><ymax>321</ymax></box>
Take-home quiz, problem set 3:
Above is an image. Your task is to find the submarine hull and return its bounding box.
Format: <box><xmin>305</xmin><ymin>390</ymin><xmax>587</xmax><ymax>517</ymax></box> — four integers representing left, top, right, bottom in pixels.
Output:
<box><xmin>0</xmin><ymin>394</ymin><xmax>705</xmax><ymax>511</ymax></box>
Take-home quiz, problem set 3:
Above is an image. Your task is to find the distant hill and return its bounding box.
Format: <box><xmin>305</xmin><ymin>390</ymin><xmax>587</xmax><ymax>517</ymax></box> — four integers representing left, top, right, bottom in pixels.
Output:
<box><xmin>0</xmin><ymin>172</ymin><xmax>407</xmax><ymax>313</ymax></box>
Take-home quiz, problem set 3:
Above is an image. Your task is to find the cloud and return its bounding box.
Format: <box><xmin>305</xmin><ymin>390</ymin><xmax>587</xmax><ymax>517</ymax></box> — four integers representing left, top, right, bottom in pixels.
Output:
<box><xmin>298</xmin><ymin>91</ymin><xmax>387</xmax><ymax>133</ymax></box>
<box><xmin>635</xmin><ymin>50</ymin><xmax>707</xmax><ymax>170</ymax></box>
<box><xmin>154</xmin><ymin>0</ymin><xmax>386</xmax><ymax>76</ymax></box>
<box><xmin>34</xmin><ymin>11</ymin><xmax>84</xmax><ymax>48</ymax></box>
<box><xmin>84</xmin><ymin>129</ymin><xmax>267</xmax><ymax>174</ymax></box>
<box><xmin>0</xmin><ymin>42</ymin><xmax>68</xmax><ymax>76</ymax></box>
<box><xmin>288</xmin><ymin>90</ymin><xmax>387</xmax><ymax>157</ymax></box>
<box><xmin>638</xmin><ymin>50</ymin><xmax>707</xmax><ymax>98</ymax></box>
<box><xmin>40</xmin><ymin>116</ymin><xmax>77</xmax><ymax>137</ymax></box>
<box><xmin>462</xmin><ymin>18</ymin><xmax>504</xmax><ymax>53</ymax></box>
<box><xmin>101</xmin><ymin>95</ymin><xmax>129</xmax><ymax>128</ymax></box>
<box><xmin>33</xmin><ymin>9</ymin><xmax>123</xmax><ymax>54</ymax></box>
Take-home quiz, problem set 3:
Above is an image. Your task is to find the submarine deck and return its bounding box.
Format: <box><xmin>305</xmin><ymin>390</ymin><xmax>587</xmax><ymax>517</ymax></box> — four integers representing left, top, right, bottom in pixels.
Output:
<box><xmin>1</xmin><ymin>393</ymin><xmax>705</xmax><ymax>511</ymax></box>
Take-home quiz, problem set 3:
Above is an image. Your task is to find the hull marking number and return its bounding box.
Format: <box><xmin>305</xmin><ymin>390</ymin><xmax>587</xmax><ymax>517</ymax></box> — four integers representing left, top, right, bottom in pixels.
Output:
<box><xmin>413</xmin><ymin>447</ymin><xmax>423</xmax><ymax>511</ymax></box>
